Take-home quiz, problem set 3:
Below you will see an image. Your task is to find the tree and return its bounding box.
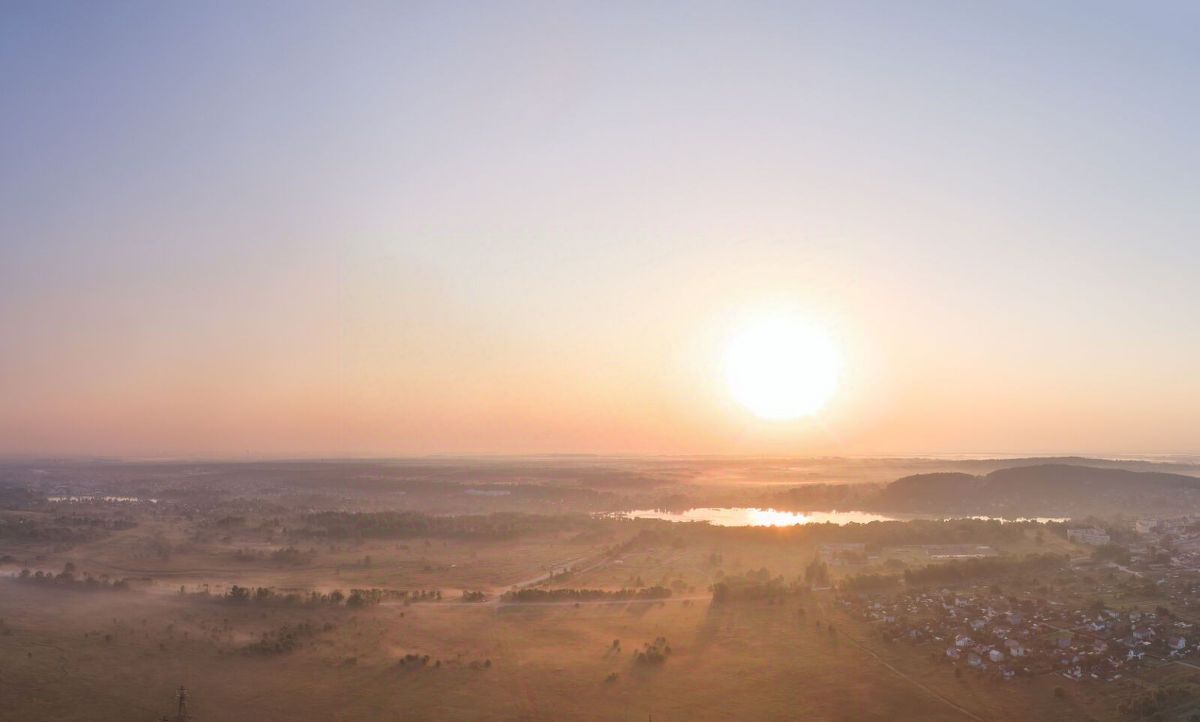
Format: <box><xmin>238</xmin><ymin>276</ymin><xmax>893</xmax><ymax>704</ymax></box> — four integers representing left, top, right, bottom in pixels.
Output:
<box><xmin>804</xmin><ymin>556</ymin><xmax>829</xmax><ymax>586</ymax></box>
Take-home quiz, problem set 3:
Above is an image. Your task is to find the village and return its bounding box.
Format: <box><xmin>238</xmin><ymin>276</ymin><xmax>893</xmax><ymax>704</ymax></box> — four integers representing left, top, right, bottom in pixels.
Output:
<box><xmin>835</xmin><ymin>516</ymin><xmax>1200</xmax><ymax>689</ymax></box>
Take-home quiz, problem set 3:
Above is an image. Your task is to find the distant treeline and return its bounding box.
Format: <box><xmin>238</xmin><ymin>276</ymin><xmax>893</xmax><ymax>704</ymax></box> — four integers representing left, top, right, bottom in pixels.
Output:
<box><xmin>0</xmin><ymin>487</ymin><xmax>41</xmax><ymax>510</ymax></box>
<box><xmin>232</xmin><ymin>545</ymin><xmax>318</xmax><ymax>565</ymax></box>
<box><xmin>215</xmin><ymin>585</ymin><xmax>441</xmax><ymax>607</ymax></box>
<box><xmin>762</xmin><ymin>484</ymin><xmax>878</xmax><ymax>512</ymax></box>
<box><xmin>14</xmin><ymin>568</ymin><xmax>131</xmax><ymax>591</ymax></box>
<box><xmin>0</xmin><ymin>513</ymin><xmax>135</xmax><ymax>543</ymax></box>
<box><xmin>294</xmin><ymin>511</ymin><xmax>582</xmax><ymax>540</ymax></box>
<box><xmin>902</xmin><ymin>553</ymin><xmax>1067</xmax><ymax>586</ymax></box>
<box><xmin>711</xmin><ymin>568</ymin><xmax>798</xmax><ymax>603</ymax></box>
<box><xmin>695</xmin><ymin>518</ymin><xmax>1032</xmax><ymax>548</ymax></box>
<box><xmin>501</xmin><ymin>587</ymin><xmax>672</xmax><ymax>603</ymax></box>
<box><xmin>872</xmin><ymin>463</ymin><xmax>1200</xmax><ymax>515</ymax></box>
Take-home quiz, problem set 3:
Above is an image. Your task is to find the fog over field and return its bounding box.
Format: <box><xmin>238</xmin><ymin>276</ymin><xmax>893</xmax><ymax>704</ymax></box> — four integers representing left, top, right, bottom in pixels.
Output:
<box><xmin>6</xmin><ymin>1</ymin><xmax>1200</xmax><ymax>720</ymax></box>
<box><xmin>3</xmin><ymin>457</ymin><xmax>1200</xmax><ymax>721</ymax></box>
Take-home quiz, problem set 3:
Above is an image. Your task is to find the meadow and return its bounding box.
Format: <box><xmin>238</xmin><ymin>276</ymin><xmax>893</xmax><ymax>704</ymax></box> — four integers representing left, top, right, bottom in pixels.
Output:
<box><xmin>0</xmin><ymin>459</ymin><xmax>1185</xmax><ymax>721</ymax></box>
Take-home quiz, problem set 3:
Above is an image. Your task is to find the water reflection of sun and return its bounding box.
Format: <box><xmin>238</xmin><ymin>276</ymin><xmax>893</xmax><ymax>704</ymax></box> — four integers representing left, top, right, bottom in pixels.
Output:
<box><xmin>617</xmin><ymin>507</ymin><xmax>901</xmax><ymax>527</ymax></box>
<box><xmin>746</xmin><ymin>508</ymin><xmax>812</xmax><ymax>526</ymax></box>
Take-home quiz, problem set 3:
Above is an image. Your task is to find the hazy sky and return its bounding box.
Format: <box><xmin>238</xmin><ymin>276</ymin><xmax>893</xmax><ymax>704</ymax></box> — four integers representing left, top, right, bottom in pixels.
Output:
<box><xmin>3</xmin><ymin>1</ymin><xmax>1199</xmax><ymax>457</ymax></box>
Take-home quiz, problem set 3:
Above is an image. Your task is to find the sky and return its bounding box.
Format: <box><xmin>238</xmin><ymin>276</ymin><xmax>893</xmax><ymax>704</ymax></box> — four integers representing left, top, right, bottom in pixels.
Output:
<box><xmin>2</xmin><ymin>1</ymin><xmax>1200</xmax><ymax>458</ymax></box>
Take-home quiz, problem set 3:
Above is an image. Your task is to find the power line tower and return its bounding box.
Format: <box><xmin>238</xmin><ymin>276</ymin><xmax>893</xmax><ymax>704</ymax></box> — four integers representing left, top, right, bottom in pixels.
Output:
<box><xmin>174</xmin><ymin>686</ymin><xmax>191</xmax><ymax>722</ymax></box>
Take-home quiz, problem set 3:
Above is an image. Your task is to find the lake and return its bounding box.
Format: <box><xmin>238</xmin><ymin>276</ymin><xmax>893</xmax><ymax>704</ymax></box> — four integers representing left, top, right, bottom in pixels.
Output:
<box><xmin>615</xmin><ymin>507</ymin><xmax>1067</xmax><ymax>527</ymax></box>
<box><xmin>617</xmin><ymin>507</ymin><xmax>899</xmax><ymax>526</ymax></box>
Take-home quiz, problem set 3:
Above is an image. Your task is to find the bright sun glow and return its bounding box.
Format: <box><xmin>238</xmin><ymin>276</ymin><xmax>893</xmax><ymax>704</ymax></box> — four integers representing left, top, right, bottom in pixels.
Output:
<box><xmin>725</xmin><ymin>318</ymin><xmax>841</xmax><ymax>420</ymax></box>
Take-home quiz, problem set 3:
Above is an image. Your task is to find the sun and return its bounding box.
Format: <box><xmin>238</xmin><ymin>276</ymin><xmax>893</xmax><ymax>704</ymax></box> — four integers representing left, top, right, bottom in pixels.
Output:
<box><xmin>724</xmin><ymin>318</ymin><xmax>841</xmax><ymax>420</ymax></box>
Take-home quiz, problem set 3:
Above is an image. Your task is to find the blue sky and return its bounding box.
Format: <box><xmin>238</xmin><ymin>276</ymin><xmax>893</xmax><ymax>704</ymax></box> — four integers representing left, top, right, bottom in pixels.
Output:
<box><xmin>3</xmin><ymin>2</ymin><xmax>1199</xmax><ymax>456</ymax></box>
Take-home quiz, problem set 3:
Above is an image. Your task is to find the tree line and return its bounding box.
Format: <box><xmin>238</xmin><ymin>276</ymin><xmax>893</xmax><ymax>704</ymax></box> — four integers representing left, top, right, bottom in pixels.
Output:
<box><xmin>294</xmin><ymin>511</ymin><xmax>581</xmax><ymax>540</ymax></box>
<box><xmin>501</xmin><ymin>586</ymin><xmax>672</xmax><ymax>603</ymax></box>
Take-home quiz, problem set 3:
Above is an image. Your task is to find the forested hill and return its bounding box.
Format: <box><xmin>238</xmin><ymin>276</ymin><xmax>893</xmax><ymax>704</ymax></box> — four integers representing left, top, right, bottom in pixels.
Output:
<box><xmin>872</xmin><ymin>463</ymin><xmax>1200</xmax><ymax>516</ymax></box>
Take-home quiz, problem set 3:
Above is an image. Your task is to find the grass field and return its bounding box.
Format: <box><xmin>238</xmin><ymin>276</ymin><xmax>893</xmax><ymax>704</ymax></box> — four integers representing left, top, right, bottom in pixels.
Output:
<box><xmin>0</xmin><ymin>514</ymin><xmax>1162</xmax><ymax>722</ymax></box>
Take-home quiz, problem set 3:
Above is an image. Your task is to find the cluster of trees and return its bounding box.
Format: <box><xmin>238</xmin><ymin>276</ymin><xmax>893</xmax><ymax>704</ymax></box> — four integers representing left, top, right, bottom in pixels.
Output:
<box><xmin>224</xmin><ymin>585</ymin><xmax>337</xmax><ymax>606</ymax></box>
<box><xmin>241</xmin><ymin>622</ymin><xmax>320</xmax><ymax>655</ymax></box>
<box><xmin>221</xmin><ymin>585</ymin><xmax>437</xmax><ymax>607</ymax></box>
<box><xmin>0</xmin><ymin>514</ymin><xmax>131</xmax><ymax>544</ymax></box>
<box><xmin>804</xmin><ymin>557</ymin><xmax>829</xmax><ymax>586</ymax></box>
<box><xmin>764</xmin><ymin>484</ymin><xmax>876</xmax><ymax>512</ymax></box>
<box><xmin>15</xmin><ymin>563</ymin><xmax>130</xmax><ymax>591</ymax></box>
<box><xmin>296</xmin><ymin>511</ymin><xmax>578</xmax><ymax>540</ymax></box>
<box><xmin>711</xmin><ymin>569</ymin><xmax>795</xmax><ymax>604</ymax></box>
<box><xmin>399</xmin><ymin>653</ymin><xmax>434</xmax><ymax>667</ymax></box>
<box><xmin>1116</xmin><ymin>684</ymin><xmax>1194</xmax><ymax>719</ymax></box>
<box><xmin>0</xmin><ymin>487</ymin><xmax>40</xmax><ymax>510</ymax></box>
<box><xmin>501</xmin><ymin>586</ymin><xmax>671</xmax><ymax>603</ymax></box>
<box><xmin>902</xmin><ymin>553</ymin><xmax>1066</xmax><ymax>587</ymax></box>
<box><xmin>603</xmin><ymin>529</ymin><xmax>685</xmax><ymax>559</ymax></box>
<box><xmin>840</xmin><ymin>573</ymin><xmax>899</xmax><ymax>592</ymax></box>
<box><xmin>1092</xmin><ymin>543</ymin><xmax>1132</xmax><ymax>564</ymax></box>
<box><xmin>396</xmin><ymin>654</ymin><xmax>492</xmax><ymax>670</ymax></box>
<box><xmin>461</xmin><ymin>590</ymin><xmax>487</xmax><ymax>602</ymax></box>
<box><xmin>401</xmin><ymin>589</ymin><xmax>443</xmax><ymax>603</ymax></box>
<box><xmin>634</xmin><ymin>637</ymin><xmax>672</xmax><ymax>665</ymax></box>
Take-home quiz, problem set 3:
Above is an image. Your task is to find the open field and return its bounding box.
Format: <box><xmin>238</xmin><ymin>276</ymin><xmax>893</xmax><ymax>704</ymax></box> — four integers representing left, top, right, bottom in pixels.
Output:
<box><xmin>4</xmin><ymin>459</ymin><xmax>1200</xmax><ymax>721</ymax></box>
<box><xmin>0</xmin><ymin>569</ymin><xmax>1134</xmax><ymax>722</ymax></box>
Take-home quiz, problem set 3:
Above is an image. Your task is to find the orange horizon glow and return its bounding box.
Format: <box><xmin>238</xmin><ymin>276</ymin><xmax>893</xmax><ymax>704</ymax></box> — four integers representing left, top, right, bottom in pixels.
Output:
<box><xmin>6</xmin><ymin>4</ymin><xmax>1200</xmax><ymax>459</ymax></box>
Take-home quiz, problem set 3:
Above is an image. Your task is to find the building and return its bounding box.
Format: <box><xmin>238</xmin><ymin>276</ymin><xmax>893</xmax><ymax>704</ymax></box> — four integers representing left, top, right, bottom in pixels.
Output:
<box><xmin>817</xmin><ymin>543</ymin><xmax>867</xmax><ymax>565</ymax></box>
<box><xmin>1135</xmin><ymin>519</ymin><xmax>1159</xmax><ymax>535</ymax></box>
<box><xmin>1067</xmin><ymin>527</ymin><xmax>1111</xmax><ymax>546</ymax></box>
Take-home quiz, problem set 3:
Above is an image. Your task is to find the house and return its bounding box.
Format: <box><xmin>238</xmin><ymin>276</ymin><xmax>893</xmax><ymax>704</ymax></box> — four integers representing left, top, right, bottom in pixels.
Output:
<box><xmin>1067</xmin><ymin>527</ymin><xmax>1112</xmax><ymax>546</ymax></box>
<box><xmin>1168</xmin><ymin>635</ymin><xmax>1186</xmax><ymax>652</ymax></box>
<box><xmin>955</xmin><ymin>634</ymin><xmax>972</xmax><ymax>648</ymax></box>
<box><xmin>1004</xmin><ymin>639</ymin><xmax>1025</xmax><ymax>657</ymax></box>
<box><xmin>967</xmin><ymin>652</ymin><xmax>982</xmax><ymax>667</ymax></box>
<box><xmin>988</xmin><ymin>649</ymin><xmax>1005</xmax><ymax>663</ymax></box>
<box><xmin>1136</xmin><ymin>519</ymin><xmax>1159</xmax><ymax>535</ymax></box>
